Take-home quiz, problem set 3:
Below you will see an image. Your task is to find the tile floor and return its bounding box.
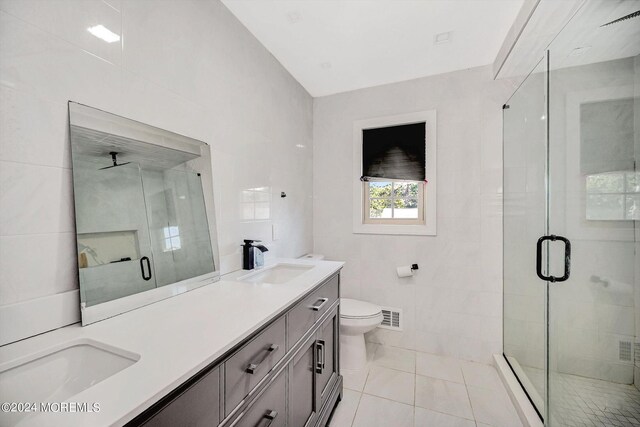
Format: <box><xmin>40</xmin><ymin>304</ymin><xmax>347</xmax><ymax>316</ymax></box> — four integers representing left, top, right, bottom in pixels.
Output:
<box><xmin>329</xmin><ymin>344</ymin><xmax>523</xmax><ymax>427</ymax></box>
<box><xmin>521</xmin><ymin>365</ymin><xmax>640</xmax><ymax>426</ymax></box>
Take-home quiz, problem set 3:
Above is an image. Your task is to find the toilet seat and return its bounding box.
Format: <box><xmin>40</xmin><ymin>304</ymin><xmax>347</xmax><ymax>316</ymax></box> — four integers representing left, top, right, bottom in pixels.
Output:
<box><xmin>340</xmin><ymin>298</ymin><xmax>382</xmax><ymax>319</ymax></box>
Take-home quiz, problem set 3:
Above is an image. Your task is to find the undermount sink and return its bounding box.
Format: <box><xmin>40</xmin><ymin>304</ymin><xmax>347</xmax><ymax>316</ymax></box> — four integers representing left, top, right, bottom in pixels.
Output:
<box><xmin>238</xmin><ymin>263</ymin><xmax>314</xmax><ymax>284</ymax></box>
<box><xmin>0</xmin><ymin>339</ymin><xmax>139</xmax><ymax>424</ymax></box>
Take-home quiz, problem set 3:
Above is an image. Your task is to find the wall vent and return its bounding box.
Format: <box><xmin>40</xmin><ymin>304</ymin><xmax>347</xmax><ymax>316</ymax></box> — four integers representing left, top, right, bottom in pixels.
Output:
<box><xmin>619</xmin><ymin>340</ymin><xmax>632</xmax><ymax>362</ymax></box>
<box><xmin>379</xmin><ymin>307</ymin><xmax>403</xmax><ymax>331</ymax></box>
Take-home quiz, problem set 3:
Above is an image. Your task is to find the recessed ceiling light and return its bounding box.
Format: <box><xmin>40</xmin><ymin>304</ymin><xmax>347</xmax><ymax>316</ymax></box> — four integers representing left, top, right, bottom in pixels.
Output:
<box><xmin>320</xmin><ymin>62</ymin><xmax>332</xmax><ymax>69</ymax></box>
<box><xmin>434</xmin><ymin>31</ymin><xmax>452</xmax><ymax>45</ymax></box>
<box><xmin>286</xmin><ymin>10</ymin><xmax>302</xmax><ymax>24</ymax></box>
<box><xmin>87</xmin><ymin>25</ymin><xmax>120</xmax><ymax>43</ymax></box>
<box><xmin>295</xmin><ymin>144</ymin><xmax>305</xmax><ymax>148</ymax></box>
<box><xmin>569</xmin><ymin>46</ymin><xmax>591</xmax><ymax>57</ymax></box>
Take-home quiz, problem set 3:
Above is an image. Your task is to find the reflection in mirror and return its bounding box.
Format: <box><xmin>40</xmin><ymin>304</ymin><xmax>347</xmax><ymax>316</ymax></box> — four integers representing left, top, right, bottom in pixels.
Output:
<box><xmin>581</xmin><ymin>97</ymin><xmax>639</xmax><ymax>220</ymax></box>
<box><xmin>69</xmin><ymin>102</ymin><xmax>219</xmax><ymax>324</ymax></box>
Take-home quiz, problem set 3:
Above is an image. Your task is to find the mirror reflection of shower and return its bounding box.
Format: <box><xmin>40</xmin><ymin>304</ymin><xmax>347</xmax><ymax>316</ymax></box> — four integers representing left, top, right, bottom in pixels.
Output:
<box><xmin>69</xmin><ymin>102</ymin><xmax>220</xmax><ymax>325</ymax></box>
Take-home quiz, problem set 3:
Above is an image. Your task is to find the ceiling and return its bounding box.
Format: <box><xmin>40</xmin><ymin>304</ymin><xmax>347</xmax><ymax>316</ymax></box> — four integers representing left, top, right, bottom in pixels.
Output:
<box><xmin>222</xmin><ymin>0</ymin><xmax>524</xmax><ymax>96</ymax></box>
<box><xmin>498</xmin><ymin>0</ymin><xmax>640</xmax><ymax>78</ymax></box>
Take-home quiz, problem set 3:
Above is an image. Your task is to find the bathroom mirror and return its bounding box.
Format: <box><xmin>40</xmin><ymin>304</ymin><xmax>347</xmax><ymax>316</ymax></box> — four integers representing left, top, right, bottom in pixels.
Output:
<box><xmin>69</xmin><ymin>102</ymin><xmax>220</xmax><ymax>324</ymax></box>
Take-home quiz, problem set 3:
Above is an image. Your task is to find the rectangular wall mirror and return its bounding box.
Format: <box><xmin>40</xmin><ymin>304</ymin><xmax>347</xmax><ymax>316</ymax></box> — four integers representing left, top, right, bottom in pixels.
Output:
<box><xmin>69</xmin><ymin>102</ymin><xmax>220</xmax><ymax>325</ymax></box>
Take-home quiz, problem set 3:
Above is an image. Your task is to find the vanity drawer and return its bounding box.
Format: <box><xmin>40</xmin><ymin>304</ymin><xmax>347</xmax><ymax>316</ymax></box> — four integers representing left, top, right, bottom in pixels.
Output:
<box><xmin>231</xmin><ymin>370</ymin><xmax>286</xmax><ymax>427</ymax></box>
<box><xmin>225</xmin><ymin>316</ymin><xmax>286</xmax><ymax>416</ymax></box>
<box><xmin>287</xmin><ymin>274</ymin><xmax>339</xmax><ymax>349</ymax></box>
<box><xmin>142</xmin><ymin>367</ymin><xmax>219</xmax><ymax>427</ymax></box>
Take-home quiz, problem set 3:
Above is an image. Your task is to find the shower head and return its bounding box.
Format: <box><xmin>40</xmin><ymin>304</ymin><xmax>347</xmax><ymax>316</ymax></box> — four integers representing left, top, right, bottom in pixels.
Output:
<box><xmin>99</xmin><ymin>152</ymin><xmax>131</xmax><ymax>170</ymax></box>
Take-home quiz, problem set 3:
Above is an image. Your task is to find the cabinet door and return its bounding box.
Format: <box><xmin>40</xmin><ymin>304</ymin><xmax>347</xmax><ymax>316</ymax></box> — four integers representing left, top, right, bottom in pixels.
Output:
<box><xmin>289</xmin><ymin>335</ymin><xmax>317</xmax><ymax>427</ymax></box>
<box><xmin>316</xmin><ymin>310</ymin><xmax>338</xmax><ymax>410</ymax></box>
<box><xmin>142</xmin><ymin>367</ymin><xmax>219</xmax><ymax>427</ymax></box>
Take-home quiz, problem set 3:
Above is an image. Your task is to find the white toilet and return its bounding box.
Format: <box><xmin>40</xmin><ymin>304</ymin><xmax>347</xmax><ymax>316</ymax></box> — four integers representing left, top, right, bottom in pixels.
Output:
<box><xmin>340</xmin><ymin>298</ymin><xmax>383</xmax><ymax>371</ymax></box>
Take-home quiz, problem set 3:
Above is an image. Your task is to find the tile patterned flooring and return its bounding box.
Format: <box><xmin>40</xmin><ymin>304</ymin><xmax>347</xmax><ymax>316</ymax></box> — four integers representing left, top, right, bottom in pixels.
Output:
<box><xmin>552</xmin><ymin>373</ymin><xmax>640</xmax><ymax>427</ymax></box>
<box><xmin>329</xmin><ymin>344</ymin><xmax>523</xmax><ymax>427</ymax></box>
<box><xmin>522</xmin><ymin>365</ymin><xmax>640</xmax><ymax>426</ymax></box>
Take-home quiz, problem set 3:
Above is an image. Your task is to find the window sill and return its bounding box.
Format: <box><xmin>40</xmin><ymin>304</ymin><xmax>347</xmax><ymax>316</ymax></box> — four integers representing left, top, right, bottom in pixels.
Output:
<box><xmin>353</xmin><ymin>222</ymin><xmax>436</xmax><ymax>236</ymax></box>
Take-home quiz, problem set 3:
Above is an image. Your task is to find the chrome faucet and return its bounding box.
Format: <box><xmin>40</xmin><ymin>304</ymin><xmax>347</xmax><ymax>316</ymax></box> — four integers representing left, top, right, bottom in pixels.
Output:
<box><xmin>242</xmin><ymin>239</ymin><xmax>269</xmax><ymax>270</ymax></box>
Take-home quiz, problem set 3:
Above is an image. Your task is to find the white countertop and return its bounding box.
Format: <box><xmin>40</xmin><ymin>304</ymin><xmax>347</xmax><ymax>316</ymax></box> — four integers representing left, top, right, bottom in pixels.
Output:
<box><xmin>0</xmin><ymin>258</ymin><xmax>343</xmax><ymax>427</ymax></box>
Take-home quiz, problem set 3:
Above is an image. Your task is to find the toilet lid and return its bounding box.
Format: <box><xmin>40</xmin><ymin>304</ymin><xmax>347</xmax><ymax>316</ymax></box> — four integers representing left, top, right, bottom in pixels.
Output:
<box><xmin>340</xmin><ymin>298</ymin><xmax>382</xmax><ymax>319</ymax></box>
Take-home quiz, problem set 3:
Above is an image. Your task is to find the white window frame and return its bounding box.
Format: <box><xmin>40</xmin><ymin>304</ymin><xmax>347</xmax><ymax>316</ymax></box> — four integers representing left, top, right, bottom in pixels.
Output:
<box><xmin>353</xmin><ymin>110</ymin><xmax>437</xmax><ymax>235</ymax></box>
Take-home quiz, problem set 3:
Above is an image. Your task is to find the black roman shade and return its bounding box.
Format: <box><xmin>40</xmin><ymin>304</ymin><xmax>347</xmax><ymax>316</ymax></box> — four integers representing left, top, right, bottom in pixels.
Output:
<box><xmin>361</xmin><ymin>122</ymin><xmax>426</xmax><ymax>181</ymax></box>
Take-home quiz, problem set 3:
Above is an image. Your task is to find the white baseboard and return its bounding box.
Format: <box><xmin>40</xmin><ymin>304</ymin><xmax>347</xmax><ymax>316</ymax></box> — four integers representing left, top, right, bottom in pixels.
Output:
<box><xmin>493</xmin><ymin>353</ymin><xmax>544</xmax><ymax>427</ymax></box>
<box><xmin>0</xmin><ymin>290</ymin><xmax>80</xmax><ymax>346</ymax></box>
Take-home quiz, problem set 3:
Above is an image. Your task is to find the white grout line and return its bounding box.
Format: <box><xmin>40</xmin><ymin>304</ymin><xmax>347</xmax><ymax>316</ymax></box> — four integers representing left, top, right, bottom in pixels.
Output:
<box><xmin>347</xmin><ymin>390</ymin><xmax>363</xmax><ymax>427</ymax></box>
<box><xmin>460</xmin><ymin>366</ymin><xmax>479</xmax><ymax>423</ymax></box>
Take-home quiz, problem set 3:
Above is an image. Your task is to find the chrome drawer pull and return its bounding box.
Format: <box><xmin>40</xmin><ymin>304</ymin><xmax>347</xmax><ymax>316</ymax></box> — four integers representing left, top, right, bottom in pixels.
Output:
<box><xmin>259</xmin><ymin>410</ymin><xmax>278</xmax><ymax>427</ymax></box>
<box><xmin>310</xmin><ymin>297</ymin><xmax>329</xmax><ymax>311</ymax></box>
<box><xmin>246</xmin><ymin>344</ymin><xmax>279</xmax><ymax>374</ymax></box>
<box><xmin>315</xmin><ymin>340</ymin><xmax>325</xmax><ymax>374</ymax></box>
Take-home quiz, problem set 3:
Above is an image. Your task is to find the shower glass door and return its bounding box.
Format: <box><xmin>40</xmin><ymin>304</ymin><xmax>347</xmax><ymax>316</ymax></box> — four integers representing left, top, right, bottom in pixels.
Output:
<box><xmin>141</xmin><ymin>169</ymin><xmax>216</xmax><ymax>287</ymax></box>
<box><xmin>74</xmin><ymin>161</ymin><xmax>157</xmax><ymax>307</ymax></box>
<box><xmin>546</xmin><ymin>1</ymin><xmax>639</xmax><ymax>425</ymax></box>
<box><xmin>503</xmin><ymin>56</ymin><xmax>549</xmax><ymax>419</ymax></box>
<box><xmin>504</xmin><ymin>1</ymin><xmax>639</xmax><ymax>425</ymax></box>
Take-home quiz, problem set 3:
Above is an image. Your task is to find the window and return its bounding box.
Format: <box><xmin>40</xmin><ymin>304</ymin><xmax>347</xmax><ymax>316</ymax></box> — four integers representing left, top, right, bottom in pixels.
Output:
<box><xmin>364</xmin><ymin>181</ymin><xmax>424</xmax><ymax>224</ymax></box>
<box><xmin>353</xmin><ymin>110</ymin><xmax>437</xmax><ymax>235</ymax></box>
<box><xmin>586</xmin><ymin>171</ymin><xmax>639</xmax><ymax>220</ymax></box>
<box><xmin>241</xmin><ymin>187</ymin><xmax>271</xmax><ymax>221</ymax></box>
<box><xmin>162</xmin><ymin>226</ymin><xmax>182</xmax><ymax>252</ymax></box>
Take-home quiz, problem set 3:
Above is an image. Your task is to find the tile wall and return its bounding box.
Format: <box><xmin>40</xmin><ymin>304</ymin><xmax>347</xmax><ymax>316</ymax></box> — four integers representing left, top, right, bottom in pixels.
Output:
<box><xmin>0</xmin><ymin>1</ymin><xmax>313</xmax><ymax>321</ymax></box>
<box><xmin>313</xmin><ymin>65</ymin><xmax>518</xmax><ymax>364</ymax></box>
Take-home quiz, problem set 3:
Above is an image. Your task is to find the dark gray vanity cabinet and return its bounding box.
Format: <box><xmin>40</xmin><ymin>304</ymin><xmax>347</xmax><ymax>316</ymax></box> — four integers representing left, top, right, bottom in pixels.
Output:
<box><xmin>289</xmin><ymin>334</ymin><xmax>319</xmax><ymax>427</ymax></box>
<box><xmin>128</xmin><ymin>272</ymin><xmax>342</xmax><ymax>427</ymax></box>
<box><xmin>141</xmin><ymin>367</ymin><xmax>220</xmax><ymax>427</ymax></box>
<box><xmin>287</xmin><ymin>275</ymin><xmax>339</xmax><ymax>350</ymax></box>
<box><xmin>288</xmin><ymin>304</ymin><xmax>340</xmax><ymax>427</ymax></box>
<box><xmin>232</xmin><ymin>371</ymin><xmax>286</xmax><ymax>427</ymax></box>
<box><xmin>316</xmin><ymin>311</ymin><xmax>339</xmax><ymax>412</ymax></box>
<box><xmin>224</xmin><ymin>316</ymin><xmax>286</xmax><ymax>416</ymax></box>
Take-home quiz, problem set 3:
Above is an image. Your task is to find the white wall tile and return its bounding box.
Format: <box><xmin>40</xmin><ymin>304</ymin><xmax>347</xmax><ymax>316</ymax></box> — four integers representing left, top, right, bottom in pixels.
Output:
<box><xmin>0</xmin><ymin>0</ymin><xmax>314</xmax><ymax>333</ymax></box>
<box><xmin>0</xmin><ymin>85</ymin><xmax>71</xmax><ymax>168</ymax></box>
<box><xmin>0</xmin><ymin>11</ymin><xmax>124</xmax><ymax>109</ymax></box>
<box><xmin>0</xmin><ymin>0</ymin><xmax>123</xmax><ymax>65</ymax></box>
<box><xmin>0</xmin><ymin>232</ymin><xmax>77</xmax><ymax>305</ymax></box>
<box><xmin>0</xmin><ymin>161</ymin><xmax>74</xmax><ymax>236</ymax></box>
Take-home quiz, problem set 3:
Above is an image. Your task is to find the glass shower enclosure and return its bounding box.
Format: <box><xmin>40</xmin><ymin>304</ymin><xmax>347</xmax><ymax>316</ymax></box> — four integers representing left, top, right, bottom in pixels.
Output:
<box><xmin>503</xmin><ymin>1</ymin><xmax>639</xmax><ymax>425</ymax></box>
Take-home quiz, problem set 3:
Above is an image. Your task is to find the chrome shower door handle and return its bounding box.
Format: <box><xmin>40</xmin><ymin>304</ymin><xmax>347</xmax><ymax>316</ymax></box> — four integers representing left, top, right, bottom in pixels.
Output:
<box><xmin>536</xmin><ymin>235</ymin><xmax>571</xmax><ymax>283</ymax></box>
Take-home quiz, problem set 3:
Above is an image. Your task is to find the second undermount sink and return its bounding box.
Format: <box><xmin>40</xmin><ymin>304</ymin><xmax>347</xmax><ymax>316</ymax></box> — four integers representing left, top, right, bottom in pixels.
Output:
<box><xmin>0</xmin><ymin>338</ymin><xmax>139</xmax><ymax>424</ymax></box>
<box><xmin>238</xmin><ymin>263</ymin><xmax>314</xmax><ymax>284</ymax></box>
